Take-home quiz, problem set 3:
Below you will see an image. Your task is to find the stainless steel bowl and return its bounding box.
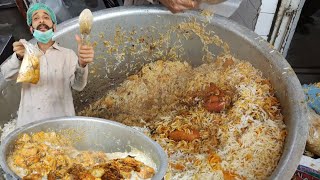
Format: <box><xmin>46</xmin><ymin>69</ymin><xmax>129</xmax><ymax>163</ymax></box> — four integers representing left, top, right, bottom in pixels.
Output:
<box><xmin>0</xmin><ymin>116</ymin><xmax>168</xmax><ymax>180</ymax></box>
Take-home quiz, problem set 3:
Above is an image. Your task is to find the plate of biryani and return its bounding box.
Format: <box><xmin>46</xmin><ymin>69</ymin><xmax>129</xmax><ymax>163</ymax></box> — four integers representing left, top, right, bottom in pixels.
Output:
<box><xmin>0</xmin><ymin>117</ymin><xmax>168</xmax><ymax>180</ymax></box>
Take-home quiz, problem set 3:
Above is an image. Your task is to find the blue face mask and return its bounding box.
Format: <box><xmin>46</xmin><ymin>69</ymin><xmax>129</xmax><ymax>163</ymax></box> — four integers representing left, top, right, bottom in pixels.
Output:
<box><xmin>33</xmin><ymin>29</ymin><xmax>54</xmax><ymax>44</ymax></box>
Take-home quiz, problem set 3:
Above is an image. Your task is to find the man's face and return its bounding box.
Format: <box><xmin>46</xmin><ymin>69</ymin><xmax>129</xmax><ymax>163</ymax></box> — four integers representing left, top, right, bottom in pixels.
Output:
<box><xmin>30</xmin><ymin>9</ymin><xmax>55</xmax><ymax>33</ymax></box>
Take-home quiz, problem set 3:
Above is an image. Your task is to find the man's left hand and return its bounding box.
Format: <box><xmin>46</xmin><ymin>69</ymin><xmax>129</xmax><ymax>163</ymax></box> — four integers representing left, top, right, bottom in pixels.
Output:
<box><xmin>76</xmin><ymin>35</ymin><xmax>94</xmax><ymax>67</ymax></box>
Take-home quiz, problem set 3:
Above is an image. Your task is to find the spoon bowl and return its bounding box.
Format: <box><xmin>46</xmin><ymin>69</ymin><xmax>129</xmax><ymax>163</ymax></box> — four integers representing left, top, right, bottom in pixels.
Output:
<box><xmin>79</xmin><ymin>8</ymin><xmax>93</xmax><ymax>44</ymax></box>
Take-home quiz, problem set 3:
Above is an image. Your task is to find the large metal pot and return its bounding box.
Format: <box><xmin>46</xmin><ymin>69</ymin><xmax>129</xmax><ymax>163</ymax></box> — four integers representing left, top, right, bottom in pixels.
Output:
<box><xmin>0</xmin><ymin>6</ymin><xmax>308</xmax><ymax>179</ymax></box>
<box><xmin>0</xmin><ymin>116</ymin><xmax>168</xmax><ymax>179</ymax></box>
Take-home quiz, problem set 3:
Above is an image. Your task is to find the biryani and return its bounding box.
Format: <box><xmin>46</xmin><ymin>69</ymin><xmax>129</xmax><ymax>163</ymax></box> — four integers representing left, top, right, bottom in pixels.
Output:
<box><xmin>7</xmin><ymin>131</ymin><xmax>156</xmax><ymax>180</ymax></box>
<box><xmin>80</xmin><ymin>54</ymin><xmax>286</xmax><ymax>179</ymax></box>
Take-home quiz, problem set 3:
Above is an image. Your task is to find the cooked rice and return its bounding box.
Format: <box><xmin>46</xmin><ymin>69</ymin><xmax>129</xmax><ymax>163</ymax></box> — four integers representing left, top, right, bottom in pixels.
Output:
<box><xmin>80</xmin><ymin>54</ymin><xmax>286</xmax><ymax>179</ymax></box>
<box><xmin>0</xmin><ymin>119</ymin><xmax>17</xmax><ymax>142</ymax></box>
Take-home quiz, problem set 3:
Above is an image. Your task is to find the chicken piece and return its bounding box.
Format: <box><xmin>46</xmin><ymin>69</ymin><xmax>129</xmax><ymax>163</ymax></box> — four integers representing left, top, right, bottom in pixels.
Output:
<box><xmin>92</xmin><ymin>151</ymin><xmax>109</xmax><ymax>164</ymax></box>
<box><xmin>168</xmin><ymin>129</ymin><xmax>200</xmax><ymax>142</ymax></box>
<box><xmin>170</xmin><ymin>163</ymin><xmax>185</xmax><ymax>171</ymax></box>
<box><xmin>74</xmin><ymin>151</ymin><xmax>107</xmax><ymax>168</ymax></box>
<box><xmin>104</xmin><ymin>97</ymin><xmax>114</xmax><ymax>108</ymax></box>
<box><xmin>41</xmin><ymin>154</ymin><xmax>57</xmax><ymax>169</ymax></box>
<box><xmin>120</xmin><ymin>171</ymin><xmax>132</xmax><ymax>179</ymax></box>
<box><xmin>98</xmin><ymin>163</ymin><xmax>124</xmax><ymax>180</ymax></box>
<box><xmin>55</xmin><ymin>154</ymin><xmax>72</xmax><ymax>169</ymax></box>
<box><xmin>208</xmin><ymin>153</ymin><xmax>222</xmax><ymax>171</ymax></box>
<box><xmin>16</xmin><ymin>134</ymin><xmax>31</xmax><ymax>148</ymax></box>
<box><xmin>55</xmin><ymin>168</ymin><xmax>69</xmax><ymax>179</ymax></box>
<box><xmin>35</xmin><ymin>144</ymin><xmax>49</xmax><ymax>158</ymax></box>
<box><xmin>45</xmin><ymin>155</ymin><xmax>73</xmax><ymax>178</ymax></box>
<box><xmin>137</xmin><ymin>165</ymin><xmax>155</xmax><ymax>179</ymax></box>
<box><xmin>22</xmin><ymin>173</ymin><xmax>42</xmax><ymax>180</ymax></box>
<box><xmin>203</xmin><ymin>83</ymin><xmax>232</xmax><ymax>113</ymax></box>
<box><xmin>28</xmin><ymin>162</ymin><xmax>48</xmax><ymax>175</ymax></box>
<box><xmin>223</xmin><ymin>171</ymin><xmax>243</xmax><ymax>180</ymax></box>
<box><xmin>170</xmin><ymin>162</ymin><xmax>185</xmax><ymax>171</ymax></box>
<box><xmin>67</xmin><ymin>164</ymin><xmax>87</xmax><ymax>174</ymax></box>
<box><xmin>222</xmin><ymin>58</ymin><xmax>234</xmax><ymax>68</ymax></box>
<box><xmin>67</xmin><ymin>164</ymin><xmax>95</xmax><ymax>180</ymax></box>
<box><xmin>25</xmin><ymin>155</ymin><xmax>40</xmax><ymax>166</ymax></box>
<box><xmin>64</xmin><ymin>173</ymin><xmax>96</xmax><ymax>180</ymax></box>
<box><xmin>19</xmin><ymin>144</ymin><xmax>38</xmax><ymax>157</ymax></box>
<box><xmin>13</xmin><ymin>155</ymin><xmax>26</xmax><ymax>168</ymax></box>
<box><xmin>91</xmin><ymin>156</ymin><xmax>155</xmax><ymax>180</ymax></box>
<box><xmin>31</xmin><ymin>131</ymin><xmax>46</xmax><ymax>143</ymax></box>
<box><xmin>116</xmin><ymin>156</ymin><xmax>155</xmax><ymax>179</ymax></box>
<box><xmin>78</xmin><ymin>152</ymin><xmax>91</xmax><ymax>167</ymax></box>
<box><xmin>116</xmin><ymin>156</ymin><xmax>142</xmax><ymax>172</ymax></box>
<box><xmin>48</xmin><ymin>171</ymin><xmax>56</xmax><ymax>180</ymax></box>
<box><xmin>204</xmin><ymin>96</ymin><xmax>226</xmax><ymax>113</ymax></box>
<box><xmin>79</xmin><ymin>173</ymin><xmax>96</xmax><ymax>180</ymax></box>
<box><xmin>91</xmin><ymin>167</ymin><xmax>105</xmax><ymax>178</ymax></box>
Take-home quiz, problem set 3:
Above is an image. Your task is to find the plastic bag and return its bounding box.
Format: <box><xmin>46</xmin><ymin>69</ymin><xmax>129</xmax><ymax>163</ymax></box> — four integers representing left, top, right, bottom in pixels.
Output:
<box><xmin>306</xmin><ymin>108</ymin><xmax>320</xmax><ymax>157</ymax></box>
<box><xmin>16</xmin><ymin>40</ymin><xmax>42</xmax><ymax>84</ymax></box>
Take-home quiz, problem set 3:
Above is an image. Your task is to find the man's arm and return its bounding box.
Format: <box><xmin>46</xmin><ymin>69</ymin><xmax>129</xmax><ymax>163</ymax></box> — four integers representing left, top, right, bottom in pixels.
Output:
<box><xmin>70</xmin><ymin>35</ymin><xmax>94</xmax><ymax>91</ymax></box>
<box><xmin>1</xmin><ymin>41</ymin><xmax>25</xmax><ymax>81</ymax></box>
<box><xmin>0</xmin><ymin>53</ymin><xmax>22</xmax><ymax>81</ymax></box>
<box><xmin>70</xmin><ymin>50</ymin><xmax>89</xmax><ymax>91</ymax></box>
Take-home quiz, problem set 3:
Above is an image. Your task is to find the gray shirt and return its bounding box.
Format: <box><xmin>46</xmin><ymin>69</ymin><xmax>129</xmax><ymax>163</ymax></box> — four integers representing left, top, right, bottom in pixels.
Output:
<box><xmin>1</xmin><ymin>42</ymin><xmax>88</xmax><ymax>127</ymax></box>
<box><xmin>124</xmin><ymin>0</ymin><xmax>159</xmax><ymax>6</ymax></box>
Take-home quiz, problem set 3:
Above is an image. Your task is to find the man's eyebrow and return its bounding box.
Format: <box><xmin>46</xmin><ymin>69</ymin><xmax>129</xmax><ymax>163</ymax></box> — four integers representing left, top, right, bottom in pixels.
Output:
<box><xmin>32</xmin><ymin>12</ymin><xmax>38</xmax><ymax>17</ymax></box>
<box><xmin>32</xmin><ymin>12</ymin><xmax>50</xmax><ymax>17</ymax></box>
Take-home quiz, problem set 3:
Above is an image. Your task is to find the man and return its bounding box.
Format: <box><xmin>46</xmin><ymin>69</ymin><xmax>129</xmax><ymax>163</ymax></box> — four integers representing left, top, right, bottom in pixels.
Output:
<box><xmin>297</xmin><ymin>0</ymin><xmax>320</xmax><ymax>34</ymax></box>
<box><xmin>1</xmin><ymin>3</ymin><xmax>94</xmax><ymax>127</ymax></box>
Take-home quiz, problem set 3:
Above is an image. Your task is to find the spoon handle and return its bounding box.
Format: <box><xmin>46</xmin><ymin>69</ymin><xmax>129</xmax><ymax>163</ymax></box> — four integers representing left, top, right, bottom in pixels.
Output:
<box><xmin>81</xmin><ymin>34</ymin><xmax>90</xmax><ymax>46</ymax></box>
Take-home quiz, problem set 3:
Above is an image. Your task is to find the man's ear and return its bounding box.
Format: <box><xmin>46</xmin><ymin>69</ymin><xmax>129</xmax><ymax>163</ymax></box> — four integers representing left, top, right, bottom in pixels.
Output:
<box><xmin>29</xmin><ymin>26</ymin><xmax>34</xmax><ymax>34</ymax></box>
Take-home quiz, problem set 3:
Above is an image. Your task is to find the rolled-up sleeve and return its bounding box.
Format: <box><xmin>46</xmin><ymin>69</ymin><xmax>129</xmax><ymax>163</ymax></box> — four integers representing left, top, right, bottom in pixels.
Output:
<box><xmin>69</xmin><ymin>50</ymin><xmax>88</xmax><ymax>91</ymax></box>
<box><xmin>0</xmin><ymin>53</ymin><xmax>22</xmax><ymax>81</ymax></box>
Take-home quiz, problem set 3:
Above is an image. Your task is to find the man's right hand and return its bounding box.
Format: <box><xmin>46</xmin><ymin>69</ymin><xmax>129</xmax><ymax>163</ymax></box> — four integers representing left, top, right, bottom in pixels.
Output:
<box><xmin>13</xmin><ymin>41</ymin><xmax>25</xmax><ymax>60</ymax></box>
<box><xmin>159</xmin><ymin>0</ymin><xmax>199</xmax><ymax>13</ymax></box>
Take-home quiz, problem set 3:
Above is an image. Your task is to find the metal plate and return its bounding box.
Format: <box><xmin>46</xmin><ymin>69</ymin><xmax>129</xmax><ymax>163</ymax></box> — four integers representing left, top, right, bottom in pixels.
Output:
<box><xmin>1</xmin><ymin>117</ymin><xmax>168</xmax><ymax>180</ymax></box>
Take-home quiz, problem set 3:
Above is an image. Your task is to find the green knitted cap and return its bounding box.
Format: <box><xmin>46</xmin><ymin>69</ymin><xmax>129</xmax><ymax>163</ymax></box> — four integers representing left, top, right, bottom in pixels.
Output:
<box><xmin>27</xmin><ymin>3</ymin><xmax>57</xmax><ymax>26</ymax></box>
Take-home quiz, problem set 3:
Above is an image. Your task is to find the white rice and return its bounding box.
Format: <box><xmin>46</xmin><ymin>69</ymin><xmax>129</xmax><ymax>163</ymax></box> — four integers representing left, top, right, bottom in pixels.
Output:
<box><xmin>0</xmin><ymin>119</ymin><xmax>17</xmax><ymax>142</ymax></box>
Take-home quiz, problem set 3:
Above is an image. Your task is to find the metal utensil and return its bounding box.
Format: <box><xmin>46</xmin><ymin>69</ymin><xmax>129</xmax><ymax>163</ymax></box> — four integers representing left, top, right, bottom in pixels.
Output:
<box><xmin>0</xmin><ymin>116</ymin><xmax>168</xmax><ymax>180</ymax></box>
<box><xmin>79</xmin><ymin>8</ymin><xmax>93</xmax><ymax>45</ymax></box>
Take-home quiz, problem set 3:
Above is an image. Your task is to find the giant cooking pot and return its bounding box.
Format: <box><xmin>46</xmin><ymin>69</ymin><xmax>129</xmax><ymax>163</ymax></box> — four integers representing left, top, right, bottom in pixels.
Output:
<box><xmin>0</xmin><ymin>6</ymin><xmax>308</xmax><ymax>179</ymax></box>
